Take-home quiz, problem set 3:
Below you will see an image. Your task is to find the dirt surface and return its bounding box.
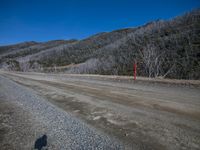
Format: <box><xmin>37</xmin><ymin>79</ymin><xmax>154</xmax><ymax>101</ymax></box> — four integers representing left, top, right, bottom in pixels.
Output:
<box><xmin>0</xmin><ymin>71</ymin><xmax>200</xmax><ymax>150</ymax></box>
<box><xmin>0</xmin><ymin>94</ymin><xmax>47</xmax><ymax>150</ymax></box>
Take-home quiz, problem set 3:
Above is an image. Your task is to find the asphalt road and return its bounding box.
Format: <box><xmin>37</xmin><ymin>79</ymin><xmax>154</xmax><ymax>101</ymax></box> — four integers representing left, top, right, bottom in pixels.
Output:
<box><xmin>0</xmin><ymin>71</ymin><xmax>200</xmax><ymax>150</ymax></box>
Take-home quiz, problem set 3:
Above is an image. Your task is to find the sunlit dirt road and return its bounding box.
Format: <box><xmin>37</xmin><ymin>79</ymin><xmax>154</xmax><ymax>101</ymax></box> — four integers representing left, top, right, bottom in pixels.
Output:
<box><xmin>0</xmin><ymin>71</ymin><xmax>200</xmax><ymax>150</ymax></box>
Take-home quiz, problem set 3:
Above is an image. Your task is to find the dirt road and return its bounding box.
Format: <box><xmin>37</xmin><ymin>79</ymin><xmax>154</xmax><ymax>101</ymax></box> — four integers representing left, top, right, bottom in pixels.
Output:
<box><xmin>0</xmin><ymin>71</ymin><xmax>200</xmax><ymax>150</ymax></box>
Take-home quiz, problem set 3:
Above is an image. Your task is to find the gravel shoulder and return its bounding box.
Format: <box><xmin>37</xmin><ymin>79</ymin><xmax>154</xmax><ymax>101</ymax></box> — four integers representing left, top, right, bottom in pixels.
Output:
<box><xmin>0</xmin><ymin>73</ymin><xmax>123</xmax><ymax>150</ymax></box>
<box><xmin>0</xmin><ymin>71</ymin><xmax>200</xmax><ymax>150</ymax></box>
<box><xmin>0</xmin><ymin>98</ymin><xmax>47</xmax><ymax>150</ymax></box>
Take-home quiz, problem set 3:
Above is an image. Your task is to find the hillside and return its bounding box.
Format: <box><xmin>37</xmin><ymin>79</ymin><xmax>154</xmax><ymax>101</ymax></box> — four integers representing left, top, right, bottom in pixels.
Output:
<box><xmin>0</xmin><ymin>9</ymin><xmax>200</xmax><ymax>79</ymax></box>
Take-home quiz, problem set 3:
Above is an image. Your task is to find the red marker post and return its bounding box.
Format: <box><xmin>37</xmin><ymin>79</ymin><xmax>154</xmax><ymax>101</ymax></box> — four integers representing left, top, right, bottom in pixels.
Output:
<box><xmin>133</xmin><ymin>62</ymin><xmax>137</xmax><ymax>80</ymax></box>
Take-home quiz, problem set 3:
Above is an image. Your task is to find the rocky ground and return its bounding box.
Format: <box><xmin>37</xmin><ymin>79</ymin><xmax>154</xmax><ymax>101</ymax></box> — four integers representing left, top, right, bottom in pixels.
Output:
<box><xmin>0</xmin><ymin>73</ymin><xmax>122</xmax><ymax>150</ymax></box>
<box><xmin>0</xmin><ymin>71</ymin><xmax>200</xmax><ymax>150</ymax></box>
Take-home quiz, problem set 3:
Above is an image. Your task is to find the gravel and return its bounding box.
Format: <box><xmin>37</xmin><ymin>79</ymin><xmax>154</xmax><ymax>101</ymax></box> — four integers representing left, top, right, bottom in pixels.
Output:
<box><xmin>0</xmin><ymin>75</ymin><xmax>123</xmax><ymax>150</ymax></box>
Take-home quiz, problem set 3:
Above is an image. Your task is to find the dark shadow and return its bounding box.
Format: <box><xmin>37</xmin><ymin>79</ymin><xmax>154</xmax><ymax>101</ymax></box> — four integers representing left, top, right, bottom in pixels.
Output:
<box><xmin>34</xmin><ymin>134</ymin><xmax>47</xmax><ymax>150</ymax></box>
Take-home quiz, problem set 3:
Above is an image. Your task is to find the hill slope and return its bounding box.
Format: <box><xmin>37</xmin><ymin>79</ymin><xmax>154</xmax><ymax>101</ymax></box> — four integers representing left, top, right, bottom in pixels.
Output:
<box><xmin>0</xmin><ymin>9</ymin><xmax>200</xmax><ymax>79</ymax></box>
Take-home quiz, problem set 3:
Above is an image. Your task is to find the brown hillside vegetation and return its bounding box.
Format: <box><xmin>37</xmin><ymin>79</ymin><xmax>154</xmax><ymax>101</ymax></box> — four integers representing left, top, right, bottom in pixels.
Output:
<box><xmin>0</xmin><ymin>9</ymin><xmax>200</xmax><ymax>79</ymax></box>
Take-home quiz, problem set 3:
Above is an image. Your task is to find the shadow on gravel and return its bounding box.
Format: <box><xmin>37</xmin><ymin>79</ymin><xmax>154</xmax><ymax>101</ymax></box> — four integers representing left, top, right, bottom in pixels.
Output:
<box><xmin>34</xmin><ymin>134</ymin><xmax>47</xmax><ymax>150</ymax></box>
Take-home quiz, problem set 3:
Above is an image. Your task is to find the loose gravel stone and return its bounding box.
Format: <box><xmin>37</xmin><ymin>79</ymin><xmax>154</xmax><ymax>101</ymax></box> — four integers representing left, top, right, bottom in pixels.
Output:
<box><xmin>0</xmin><ymin>76</ymin><xmax>123</xmax><ymax>150</ymax></box>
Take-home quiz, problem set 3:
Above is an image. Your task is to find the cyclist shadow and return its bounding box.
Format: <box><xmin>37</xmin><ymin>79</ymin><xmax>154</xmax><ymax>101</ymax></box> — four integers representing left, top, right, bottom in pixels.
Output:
<box><xmin>34</xmin><ymin>134</ymin><xmax>48</xmax><ymax>150</ymax></box>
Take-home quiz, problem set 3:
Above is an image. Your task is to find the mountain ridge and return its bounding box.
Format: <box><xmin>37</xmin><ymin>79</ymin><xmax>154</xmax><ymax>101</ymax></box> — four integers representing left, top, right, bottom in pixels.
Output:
<box><xmin>0</xmin><ymin>9</ymin><xmax>200</xmax><ymax>79</ymax></box>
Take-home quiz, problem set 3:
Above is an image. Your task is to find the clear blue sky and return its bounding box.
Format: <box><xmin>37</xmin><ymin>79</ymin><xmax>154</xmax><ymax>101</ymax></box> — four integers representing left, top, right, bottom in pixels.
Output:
<box><xmin>0</xmin><ymin>0</ymin><xmax>199</xmax><ymax>45</ymax></box>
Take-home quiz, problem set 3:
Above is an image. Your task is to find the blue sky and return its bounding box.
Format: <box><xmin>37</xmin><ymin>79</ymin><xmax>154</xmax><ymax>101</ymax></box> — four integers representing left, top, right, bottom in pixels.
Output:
<box><xmin>0</xmin><ymin>0</ymin><xmax>199</xmax><ymax>45</ymax></box>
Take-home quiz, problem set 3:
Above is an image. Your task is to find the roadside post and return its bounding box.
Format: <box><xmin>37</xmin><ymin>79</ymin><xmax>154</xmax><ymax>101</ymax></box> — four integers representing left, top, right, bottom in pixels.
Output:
<box><xmin>133</xmin><ymin>61</ymin><xmax>137</xmax><ymax>80</ymax></box>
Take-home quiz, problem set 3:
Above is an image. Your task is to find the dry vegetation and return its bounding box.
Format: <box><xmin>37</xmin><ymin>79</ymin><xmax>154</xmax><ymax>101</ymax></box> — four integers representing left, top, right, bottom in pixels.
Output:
<box><xmin>0</xmin><ymin>9</ymin><xmax>200</xmax><ymax>79</ymax></box>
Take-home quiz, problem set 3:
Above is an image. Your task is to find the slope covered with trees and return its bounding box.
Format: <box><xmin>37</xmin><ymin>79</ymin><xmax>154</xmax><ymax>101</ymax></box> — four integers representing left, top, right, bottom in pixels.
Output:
<box><xmin>0</xmin><ymin>9</ymin><xmax>199</xmax><ymax>79</ymax></box>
